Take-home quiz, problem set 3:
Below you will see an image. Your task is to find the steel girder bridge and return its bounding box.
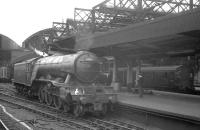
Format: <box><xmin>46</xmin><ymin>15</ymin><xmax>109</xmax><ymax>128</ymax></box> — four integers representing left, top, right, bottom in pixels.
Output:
<box><xmin>74</xmin><ymin>0</ymin><xmax>200</xmax><ymax>32</ymax></box>
<box><xmin>23</xmin><ymin>0</ymin><xmax>200</xmax><ymax>52</ymax></box>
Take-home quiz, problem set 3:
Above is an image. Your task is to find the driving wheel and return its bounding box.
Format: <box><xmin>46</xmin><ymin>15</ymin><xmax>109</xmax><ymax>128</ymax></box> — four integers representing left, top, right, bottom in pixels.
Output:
<box><xmin>46</xmin><ymin>92</ymin><xmax>53</xmax><ymax>106</ymax></box>
<box><xmin>73</xmin><ymin>104</ymin><xmax>84</xmax><ymax>117</ymax></box>
<box><xmin>108</xmin><ymin>101</ymin><xmax>114</xmax><ymax>112</ymax></box>
<box><xmin>63</xmin><ymin>102</ymin><xmax>70</xmax><ymax>113</ymax></box>
<box><xmin>53</xmin><ymin>96</ymin><xmax>63</xmax><ymax>110</ymax></box>
<box><xmin>38</xmin><ymin>88</ymin><xmax>45</xmax><ymax>103</ymax></box>
<box><xmin>101</xmin><ymin>104</ymin><xmax>107</xmax><ymax>116</ymax></box>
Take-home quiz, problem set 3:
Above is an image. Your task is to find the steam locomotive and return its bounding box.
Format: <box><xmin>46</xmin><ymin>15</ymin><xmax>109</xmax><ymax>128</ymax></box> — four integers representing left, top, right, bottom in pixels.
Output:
<box><xmin>13</xmin><ymin>51</ymin><xmax>117</xmax><ymax>116</ymax></box>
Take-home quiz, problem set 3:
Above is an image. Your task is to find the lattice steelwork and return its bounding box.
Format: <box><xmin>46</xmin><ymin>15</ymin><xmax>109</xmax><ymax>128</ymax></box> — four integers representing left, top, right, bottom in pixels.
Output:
<box><xmin>23</xmin><ymin>28</ymin><xmax>57</xmax><ymax>52</ymax></box>
<box><xmin>52</xmin><ymin>19</ymin><xmax>78</xmax><ymax>39</ymax></box>
<box><xmin>23</xmin><ymin>20</ymin><xmax>77</xmax><ymax>52</ymax></box>
<box><xmin>74</xmin><ymin>0</ymin><xmax>200</xmax><ymax>32</ymax></box>
<box><xmin>25</xmin><ymin>0</ymin><xmax>199</xmax><ymax>52</ymax></box>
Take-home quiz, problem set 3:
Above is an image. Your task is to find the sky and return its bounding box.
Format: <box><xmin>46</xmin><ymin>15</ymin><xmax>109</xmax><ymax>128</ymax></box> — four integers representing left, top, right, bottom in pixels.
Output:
<box><xmin>0</xmin><ymin>0</ymin><xmax>103</xmax><ymax>46</ymax></box>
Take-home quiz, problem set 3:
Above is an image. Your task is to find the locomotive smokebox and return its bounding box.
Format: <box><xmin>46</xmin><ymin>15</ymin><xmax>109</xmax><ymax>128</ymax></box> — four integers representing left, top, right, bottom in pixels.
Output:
<box><xmin>74</xmin><ymin>51</ymin><xmax>101</xmax><ymax>82</ymax></box>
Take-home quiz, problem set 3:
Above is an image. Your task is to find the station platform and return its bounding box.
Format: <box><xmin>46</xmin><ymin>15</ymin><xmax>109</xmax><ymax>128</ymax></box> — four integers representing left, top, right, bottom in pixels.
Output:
<box><xmin>117</xmin><ymin>90</ymin><xmax>200</xmax><ymax>122</ymax></box>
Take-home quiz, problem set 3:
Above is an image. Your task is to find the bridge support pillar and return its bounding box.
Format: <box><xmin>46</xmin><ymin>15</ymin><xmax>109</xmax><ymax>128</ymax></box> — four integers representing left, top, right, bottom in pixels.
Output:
<box><xmin>135</xmin><ymin>59</ymin><xmax>143</xmax><ymax>97</ymax></box>
<box><xmin>127</xmin><ymin>60</ymin><xmax>133</xmax><ymax>91</ymax></box>
<box><xmin>111</xmin><ymin>58</ymin><xmax>120</xmax><ymax>91</ymax></box>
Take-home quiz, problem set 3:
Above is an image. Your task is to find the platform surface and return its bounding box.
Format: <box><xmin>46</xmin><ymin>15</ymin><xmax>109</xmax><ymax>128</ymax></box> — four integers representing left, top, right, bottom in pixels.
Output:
<box><xmin>117</xmin><ymin>90</ymin><xmax>200</xmax><ymax>121</ymax></box>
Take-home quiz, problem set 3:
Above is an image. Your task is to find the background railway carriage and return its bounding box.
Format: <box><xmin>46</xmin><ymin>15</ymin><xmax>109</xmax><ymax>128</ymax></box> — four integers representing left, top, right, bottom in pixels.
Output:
<box><xmin>0</xmin><ymin>66</ymin><xmax>11</xmax><ymax>82</ymax></box>
<box><xmin>194</xmin><ymin>70</ymin><xmax>200</xmax><ymax>91</ymax></box>
<box><xmin>118</xmin><ymin>65</ymin><xmax>195</xmax><ymax>92</ymax></box>
<box><xmin>138</xmin><ymin>66</ymin><xmax>181</xmax><ymax>90</ymax></box>
<box><xmin>13</xmin><ymin>51</ymin><xmax>117</xmax><ymax>116</ymax></box>
<box><xmin>194</xmin><ymin>53</ymin><xmax>200</xmax><ymax>91</ymax></box>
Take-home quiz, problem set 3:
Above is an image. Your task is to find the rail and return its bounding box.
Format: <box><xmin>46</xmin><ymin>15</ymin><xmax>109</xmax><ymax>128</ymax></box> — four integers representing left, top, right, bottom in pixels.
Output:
<box><xmin>0</xmin><ymin>91</ymin><xmax>145</xmax><ymax>130</ymax></box>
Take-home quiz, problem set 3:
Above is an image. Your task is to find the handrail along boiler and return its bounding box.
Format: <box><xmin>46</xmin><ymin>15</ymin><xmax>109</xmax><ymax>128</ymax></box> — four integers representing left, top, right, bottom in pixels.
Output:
<box><xmin>13</xmin><ymin>51</ymin><xmax>116</xmax><ymax>116</ymax></box>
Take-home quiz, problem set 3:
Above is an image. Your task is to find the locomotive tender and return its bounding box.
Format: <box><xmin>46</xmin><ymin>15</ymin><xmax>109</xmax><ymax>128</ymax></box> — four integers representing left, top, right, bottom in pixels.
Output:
<box><xmin>13</xmin><ymin>51</ymin><xmax>117</xmax><ymax>116</ymax></box>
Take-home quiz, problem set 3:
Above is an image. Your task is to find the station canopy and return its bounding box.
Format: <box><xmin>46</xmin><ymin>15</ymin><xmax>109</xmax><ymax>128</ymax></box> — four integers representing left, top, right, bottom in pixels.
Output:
<box><xmin>0</xmin><ymin>34</ymin><xmax>20</xmax><ymax>50</ymax></box>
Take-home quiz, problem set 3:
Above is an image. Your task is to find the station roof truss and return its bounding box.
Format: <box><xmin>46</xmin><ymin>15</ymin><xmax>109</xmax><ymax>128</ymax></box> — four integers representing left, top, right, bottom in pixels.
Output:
<box><xmin>23</xmin><ymin>0</ymin><xmax>200</xmax><ymax>54</ymax></box>
<box><xmin>74</xmin><ymin>0</ymin><xmax>200</xmax><ymax>32</ymax></box>
<box><xmin>52</xmin><ymin>0</ymin><xmax>200</xmax><ymax>38</ymax></box>
<box><xmin>75</xmin><ymin>7</ymin><xmax>200</xmax><ymax>59</ymax></box>
<box><xmin>52</xmin><ymin>19</ymin><xmax>78</xmax><ymax>39</ymax></box>
<box><xmin>22</xmin><ymin>28</ymin><xmax>57</xmax><ymax>51</ymax></box>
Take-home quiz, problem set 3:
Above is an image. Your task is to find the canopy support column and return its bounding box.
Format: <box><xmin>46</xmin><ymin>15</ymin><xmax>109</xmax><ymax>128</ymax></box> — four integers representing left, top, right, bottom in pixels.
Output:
<box><xmin>111</xmin><ymin>58</ymin><xmax>119</xmax><ymax>91</ymax></box>
<box><xmin>127</xmin><ymin>60</ymin><xmax>133</xmax><ymax>91</ymax></box>
<box><xmin>135</xmin><ymin>59</ymin><xmax>143</xmax><ymax>97</ymax></box>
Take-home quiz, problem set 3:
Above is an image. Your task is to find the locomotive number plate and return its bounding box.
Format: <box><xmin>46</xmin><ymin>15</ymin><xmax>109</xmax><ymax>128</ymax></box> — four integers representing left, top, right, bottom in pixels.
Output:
<box><xmin>94</xmin><ymin>103</ymin><xmax>102</xmax><ymax>111</ymax></box>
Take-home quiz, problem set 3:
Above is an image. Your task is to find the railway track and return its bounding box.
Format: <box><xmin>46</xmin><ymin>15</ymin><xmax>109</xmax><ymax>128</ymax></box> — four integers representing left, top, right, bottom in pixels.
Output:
<box><xmin>0</xmin><ymin>91</ymin><xmax>145</xmax><ymax>130</ymax></box>
<box><xmin>3</xmin><ymin>83</ymin><xmax>199</xmax><ymax>130</ymax></box>
<box><xmin>100</xmin><ymin>119</ymin><xmax>144</xmax><ymax>130</ymax></box>
<box><xmin>0</xmin><ymin>93</ymin><xmax>81</xmax><ymax>130</ymax></box>
<box><xmin>88</xmin><ymin>118</ymin><xmax>144</xmax><ymax>130</ymax></box>
<box><xmin>0</xmin><ymin>104</ymin><xmax>32</xmax><ymax>130</ymax></box>
<box><xmin>0</xmin><ymin>111</ymin><xmax>15</xmax><ymax>130</ymax></box>
<box><xmin>116</xmin><ymin>103</ymin><xmax>200</xmax><ymax>125</ymax></box>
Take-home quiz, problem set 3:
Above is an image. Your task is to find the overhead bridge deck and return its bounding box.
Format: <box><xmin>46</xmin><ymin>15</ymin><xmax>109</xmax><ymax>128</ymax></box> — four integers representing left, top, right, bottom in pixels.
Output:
<box><xmin>75</xmin><ymin>7</ymin><xmax>200</xmax><ymax>57</ymax></box>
